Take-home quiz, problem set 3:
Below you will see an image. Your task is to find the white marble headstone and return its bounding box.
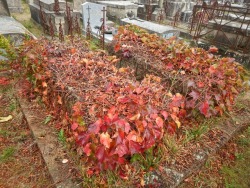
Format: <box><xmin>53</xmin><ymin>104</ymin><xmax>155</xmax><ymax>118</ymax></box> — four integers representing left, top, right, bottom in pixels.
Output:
<box><xmin>82</xmin><ymin>2</ymin><xmax>106</xmax><ymax>33</ymax></box>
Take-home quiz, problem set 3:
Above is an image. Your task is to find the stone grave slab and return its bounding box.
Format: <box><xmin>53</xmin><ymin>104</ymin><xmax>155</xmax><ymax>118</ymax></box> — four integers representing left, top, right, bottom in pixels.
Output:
<box><xmin>121</xmin><ymin>18</ymin><xmax>180</xmax><ymax>39</ymax></box>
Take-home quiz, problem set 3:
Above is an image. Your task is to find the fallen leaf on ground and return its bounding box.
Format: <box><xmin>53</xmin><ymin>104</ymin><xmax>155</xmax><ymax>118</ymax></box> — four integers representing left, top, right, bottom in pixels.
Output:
<box><xmin>0</xmin><ymin>115</ymin><xmax>13</xmax><ymax>123</ymax></box>
<box><xmin>62</xmin><ymin>159</ymin><xmax>69</xmax><ymax>164</ymax></box>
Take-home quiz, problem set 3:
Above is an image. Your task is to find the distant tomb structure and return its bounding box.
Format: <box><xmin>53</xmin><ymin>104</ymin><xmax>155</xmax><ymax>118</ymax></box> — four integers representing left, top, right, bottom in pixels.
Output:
<box><xmin>29</xmin><ymin>0</ymin><xmax>80</xmax><ymax>35</ymax></box>
<box><xmin>121</xmin><ymin>17</ymin><xmax>180</xmax><ymax>38</ymax></box>
<box><xmin>190</xmin><ymin>1</ymin><xmax>250</xmax><ymax>53</ymax></box>
<box><xmin>97</xmin><ymin>1</ymin><xmax>138</xmax><ymax>21</ymax></box>
<box><xmin>162</xmin><ymin>0</ymin><xmax>196</xmax><ymax>21</ymax></box>
<box><xmin>6</xmin><ymin>0</ymin><xmax>23</xmax><ymax>13</ymax></box>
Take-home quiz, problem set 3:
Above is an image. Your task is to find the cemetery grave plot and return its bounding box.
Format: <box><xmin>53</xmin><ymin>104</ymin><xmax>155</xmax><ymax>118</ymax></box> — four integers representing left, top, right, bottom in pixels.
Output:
<box><xmin>14</xmin><ymin>27</ymin><xmax>249</xmax><ymax>186</ymax></box>
<box><xmin>18</xmin><ymin>36</ymin><xmax>185</xmax><ymax>175</ymax></box>
<box><xmin>111</xmin><ymin>25</ymin><xmax>249</xmax><ymax>118</ymax></box>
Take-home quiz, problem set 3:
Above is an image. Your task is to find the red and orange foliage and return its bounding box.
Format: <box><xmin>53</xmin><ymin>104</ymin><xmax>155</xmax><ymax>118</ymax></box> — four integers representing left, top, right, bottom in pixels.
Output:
<box><xmin>112</xmin><ymin>25</ymin><xmax>249</xmax><ymax>118</ymax></box>
<box><xmin>18</xmin><ymin>26</ymin><xmax>248</xmax><ymax>177</ymax></box>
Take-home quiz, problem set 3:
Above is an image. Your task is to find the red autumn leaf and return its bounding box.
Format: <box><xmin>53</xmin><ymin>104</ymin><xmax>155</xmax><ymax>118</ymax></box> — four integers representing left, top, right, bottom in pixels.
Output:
<box><xmin>179</xmin><ymin>109</ymin><xmax>186</xmax><ymax>118</ymax></box>
<box><xmin>208</xmin><ymin>65</ymin><xmax>217</xmax><ymax>74</ymax></box>
<box><xmin>116</xmin><ymin>119</ymin><xmax>131</xmax><ymax>134</ymax></box>
<box><xmin>115</xmin><ymin>129</ymin><xmax>125</xmax><ymax>144</ymax></box>
<box><xmin>114</xmin><ymin>43</ymin><xmax>121</xmax><ymax>52</ymax></box>
<box><xmin>199</xmin><ymin>101</ymin><xmax>209</xmax><ymax>116</ymax></box>
<box><xmin>119</xmin><ymin>170</ymin><xmax>128</xmax><ymax>180</ymax></box>
<box><xmin>153</xmin><ymin>127</ymin><xmax>163</xmax><ymax>140</ymax></box>
<box><xmin>83</xmin><ymin>143</ymin><xmax>91</xmax><ymax>156</ymax></box>
<box><xmin>122</xmin><ymin>49</ymin><xmax>131</xmax><ymax>57</ymax></box>
<box><xmin>115</xmin><ymin>143</ymin><xmax>129</xmax><ymax>157</ymax></box>
<box><xmin>117</xmin><ymin>157</ymin><xmax>126</xmax><ymax>164</ymax></box>
<box><xmin>87</xmin><ymin>169</ymin><xmax>94</xmax><ymax>176</ymax></box>
<box><xmin>166</xmin><ymin>63</ymin><xmax>174</xmax><ymax>70</ymax></box>
<box><xmin>117</xmin><ymin>96</ymin><xmax>130</xmax><ymax>103</ymax></box>
<box><xmin>71</xmin><ymin>122</ymin><xmax>78</xmax><ymax>131</ymax></box>
<box><xmin>96</xmin><ymin>146</ymin><xmax>106</xmax><ymax>162</ymax></box>
<box><xmin>72</xmin><ymin>102</ymin><xmax>82</xmax><ymax>116</ymax></box>
<box><xmin>127</xmin><ymin>131</ymin><xmax>137</xmax><ymax>142</ymax></box>
<box><xmin>143</xmin><ymin>128</ymin><xmax>152</xmax><ymax>140</ymax></box>
<box><xmin>88</xmin><ymin>119</ymin><xmax>102</xmax><ymax>134</ymax></box>
<box><xmin>144</xmin><ymin>135</ymin><xmax>155</xmax><ymax>149</ymax></box>
<box><xmin>100</xmin><ymin>132</ymin><xmax>112</xmax><ymax>148</ymax></box>
<box><xmin>167</xmin><ymin>122</ymin><xmax>177</xmax><ymax>134</ymax></box>
<box><xmin>129</xmin><ymin>140</ymin><xmax>142</xmax><ymax>155</ymax></box>
<box><xmin>208</xmin><ymin>46</ymin><xmax>218</xmax><ymax>53</ymax></box>
<box><xmin>109</xmin><ymin>106</ymin><xmax>116</xmax><ymax>115</ymax></box>
<box><xmin>77</xmin><ymin>132</ymin><xmax>90</xmax><ymax>146</ymax></box>
<box><xmin>155</xmin><ymin>117</ymin><xmax>164</xmax><ymax>128</ymax></box>
<box><xmin>150</xmin><ymin>113</ymin><xmax>158</xmax><ymax>119</ymax></box>
<box><xmin>161</xmin><ymin>111</ymin><xmax>168</xmax><ymax>120</ymax></box>
<box><xmin>70</xmin><ymin>48</ymin><xmax>76</xmax><ymax>54</ymax></box>
<box><xmin>0</xmin><ymin>77</ymin><xmax>10</xmax><ymax>85</ymax></box>
<box><xmin>197</xmin><ymin>81</ymin><xmax>205</xmax><ymax>88</ymax></box>
<box><xmin>105</xmin><ymin>113</ymin><xmax>119</xmax><ymax>124</ymax></box>
<box><xmin>106</xmin><ymin>106</ymin><xmax>119</xmax><ymax>123</ymax></box>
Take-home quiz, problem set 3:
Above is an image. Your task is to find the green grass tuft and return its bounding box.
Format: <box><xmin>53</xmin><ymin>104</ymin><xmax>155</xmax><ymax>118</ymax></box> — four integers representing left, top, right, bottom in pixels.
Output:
<box><xmin>0</xmin><ymin>147</ymin><xmax>16</xmax><ymax>163</ymax></box>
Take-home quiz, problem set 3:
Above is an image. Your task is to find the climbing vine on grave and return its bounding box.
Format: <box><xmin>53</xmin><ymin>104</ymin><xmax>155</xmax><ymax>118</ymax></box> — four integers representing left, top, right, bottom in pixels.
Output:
<box><xmin>16</xmin><ymin>30</ymin><xmax>249</xmax><ymax>180</ymax></box>
<box><xmin>112</xmin><ymin>25</ymin><xmax>249</xmax><ymax>118</ymax></box>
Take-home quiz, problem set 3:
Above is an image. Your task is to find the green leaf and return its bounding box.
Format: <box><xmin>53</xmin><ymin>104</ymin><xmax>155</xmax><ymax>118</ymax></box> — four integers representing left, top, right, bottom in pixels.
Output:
<box><xmin>44</xmin><ymin>115</ymin><xmax>52</xmax><ymax>125</ymax></box>
<box><xmin>130</xmin><ymin>153</ymin><xmax>142</xmax><ymax>163</ymax></box>
<box><xmin>58</xmin><ymin>129</ymin><xmax>66</xmax><ymax>145</ymax></box>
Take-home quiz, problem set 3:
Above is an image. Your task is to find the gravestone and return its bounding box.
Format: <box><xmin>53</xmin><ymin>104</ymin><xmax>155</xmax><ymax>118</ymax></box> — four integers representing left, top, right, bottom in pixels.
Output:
<box><xmin>82</xmin><ymin>2</ymin><xmax>113</xmax><ymax>41</ymax></box>
<box><xmin>82</xmin><ymin>2</ymin><xmax>106</xmax><ymax>32</ymax></box>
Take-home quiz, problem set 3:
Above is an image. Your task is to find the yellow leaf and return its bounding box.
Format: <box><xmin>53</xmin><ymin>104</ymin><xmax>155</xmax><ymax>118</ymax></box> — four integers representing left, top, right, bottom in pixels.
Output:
<box><xmin>129</xmin><ymin>113</ymin><xmax>141</xmax><ymax>121</ymax></box>
<box><xmin>119</xmin><ymin>67</ymin><xmax>128</xmax><ymax>73</ymax></box>
<box><xmin>140</xmin><ymin>178</ymin><xmax>145</xmax><ymax>186</ymax></box>
<box><xmin>175</xmin><ymin>120</ymin><xmax>181</xmax><ymax>128</ymax></box>
<box><xmin>141</xmin><ymin>36</ymin><xmax>147</xmax><ymax>43</ymax></box>
<box><xmin>0</xmin><ymin>115</ymin><xmax>13</xmax><ymax>123</ymax></box>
